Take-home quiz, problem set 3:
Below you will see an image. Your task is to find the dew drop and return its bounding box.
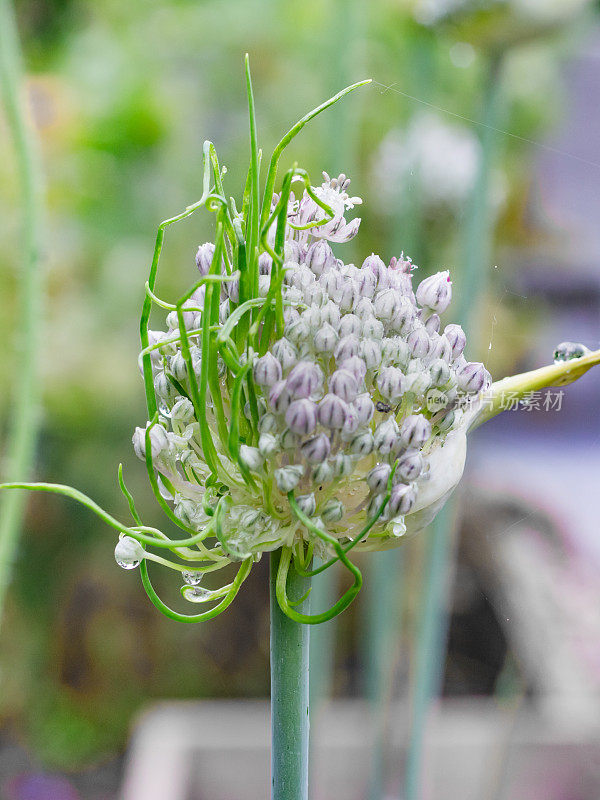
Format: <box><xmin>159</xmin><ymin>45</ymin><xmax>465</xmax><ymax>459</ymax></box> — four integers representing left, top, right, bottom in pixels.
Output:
<box><xmin>554</xmin><ymin>341</ymin><xmax>590</xmax><ymax>364</ymax></box>
<box><xmin>182</xmin><ymin>570</ymin><xmax>203</xmax><ymax>586</ymax></box>
<box><xmin>182</xmin><ymin>586</ymin><xmax>214</xmax><ymax>603</ymax></box>
<box><xmin>114</xmin><ymin>536</ymin><xmax>145</xmax><ymax>570</ymax></box>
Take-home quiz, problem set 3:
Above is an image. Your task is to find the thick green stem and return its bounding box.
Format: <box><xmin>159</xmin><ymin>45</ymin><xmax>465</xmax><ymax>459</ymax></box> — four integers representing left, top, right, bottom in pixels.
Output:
<box><xmin>0</xmin><ymin>0</ymin><xmax>45</xmax><ymax>625</ymax></box>
<box><xmin>270</xmin><ymin>549</ymin><xmax>311</xmax><ymax>800</ymax></box>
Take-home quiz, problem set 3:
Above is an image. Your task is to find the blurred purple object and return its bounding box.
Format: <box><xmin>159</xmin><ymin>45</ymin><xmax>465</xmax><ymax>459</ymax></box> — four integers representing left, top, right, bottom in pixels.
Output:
<box><xmin>6</xmin><ymin>773</ymin><xmax>80</xmax><ymax>800</ymax></box>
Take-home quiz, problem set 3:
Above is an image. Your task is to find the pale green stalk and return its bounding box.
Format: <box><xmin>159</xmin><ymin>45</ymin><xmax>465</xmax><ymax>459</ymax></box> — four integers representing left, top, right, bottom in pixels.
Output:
<box><xmin>405</xmin><ymin>52</ymin><xmax>505</xmax><ymax>800</ymax></box>
<box><xmin>0</xmin><ymin>0</ymin><xmax>44</xmax><ymax>626</ymax></box>
<box><xmin>270</xmin><ymin>549</ymin><xmax>311</xmax><ymax>800</ymax></box>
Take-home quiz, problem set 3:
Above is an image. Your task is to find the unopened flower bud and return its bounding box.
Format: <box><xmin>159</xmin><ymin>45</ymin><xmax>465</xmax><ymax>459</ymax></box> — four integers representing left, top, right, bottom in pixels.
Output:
<box><xmin>354</xmin><ymin>297</ymin><xmax>375</xmax><ymax>320</ymax></box>
<box><xmin>429</xmin><ymin>359</ymin><xmax>451</xmax><ymax>387</ymax></box>
<box><xmin>169</xmin><ymin>352</ymin><xmax>189</xmax><ymax>383</ymax></box>
<box><xmin>269</xmin><ymin>380</ymin><xmax>292</xmax><ymax>414</ymax></box>
<box><xmin>154</xmin><ymin>371</ymin><xmax>177</xmax><ymax>403</ymax></box>
<box><xmin>338</xmin><ymin>280</ymin><xmax>358</xmax><ymax>313</ymax></box>
<box><xmin>374</xmin><ymin>289</ymin><xmax>401</xmax><ymax>322</ymax></box>
<box><xmin>416</xmin><ymin>270</ymin><xmax>452</xmax><ymax>313</ymax></box>
<box><xmin>272</xmin><ymin>338</ymin><xmax>298</xmax><ymax>371</ymax></box>
<box><xmin>374</xmin><ymin>418</ymin><xmax>400</xmax><ymax>455</ymax></box>
<box><xmin>377</xmin><ymin>366</ymin><xmax>406</xmax><ymax>402</ymax></box>
<box><xmin>406</xmin><ymin>321</ymin><xmax>430</xmax><ymax>357</ymax></box>
<box><xmin>340</xmin><ymin>356</ymin><xmax>367</xmax><ymax>383</ymax></box>
<box><xmin>253</xmin><ymin>352</ymin><xmax>282</xmax><ymax>387</ymax></box>
<box><xmin>115</xmin><ymin>536</ymin><xmax>145</xmax><ymax>570</ymax></box>
<box><xmin>303</xmin><ymin>282</ymin><xmax>327</xmax><ymax>307</ymax></box>
<box><xmin>424</xmin><ymin>313</ymin><xmax>441</xmax><ymax>334</ymax></box>
<box><xmin>395</xmin><ymin>450</ymin><xmax>424</xmax><ymax>482</ymax></box>
<box><xmin>399</xmin><ymin>414</ymin><xmax>431</xmax><ymax>449</ymax></box>
<box><xmin>353</xmin><ymin>393</ymin><xmax>375</xmax><ymax>425</ymax></box>
<box><xmin>457</xmin><ymin>361</ymin><xmax>491</xmax><ymax>393</ymax></box>
<box><xmin>258</xmin><ymin>433</ymin><xmax>279</xmax><ymax>457</ymax></box>
<box><xmin>320</xmin><ymin>269</ymin><xmax>342</xmax><ymax>300</ymax></box>
<box><xmin>429</xmin><ymin>333</ymin><xmax>453</xmax><ymax>362</ymax></box>
<box><xmin>329</xmin><ymin>369</ymin><xmax>358</xmax><ymax>402</ymax></box>
<box><xmin>258</xmin><ymin>252</ymin><xmax>272</xmax><ymax>275</ymax></box>
<box><xmin>283</xmin><ymin>306</ymin><xmax>300</xmax><ymax>328</ymax></box>
<box><xmin>362</xmin><ymin>317</ymin><xmax>385</xmax><ymax>341</ymax></box>
<box><xmin>195</xmin><ymin>242</ymin><xmax>216</xmax><ymax>276</ymax></box>
<box><xmin>321</xmin><ymin>499</ymin><xmax>344</xmax><ymax>523</ymax></box>
<box><xmin>444</xmin><ymin>323</ymin><xmax>466</xmax><ymax>360</ymax></box>
<box><xmin>434</xmin><ymin>408</ymin><xmax>459</xmax><ymax>433</ymax></box>
<box><xmin>171</xmin><ymin>397</ymin><xmax>195</xmax><ymax>424</ymax></box>
<box><xmin>356</xmin><ymin>268</ymin><xmax>377</xmax><ymax>298</ymax></box>
<box><xmin>314</xmin><ymin>323</ymin><xmax>338</xmax><ymax>354</ymax></box>
<box><xmin>318</xmin><ymin>393</ymin><xmax>349</xmax><ymax>429</ymax></box>
<box><xmin>321</xmin><ymin>300</ymin><xmax>341</xmax><ymax>329</ymax></box>
<box><xmin>306</xmin><ymin>240</ymin><xmax>335</xmax><ymax>276</ymax></box>
<box><xmin>389</xmin><ymin>483</ymin><xmax>417</xmax><ymax>516</ymax></box>
<box><xmin>281</xmin><ymin>427</ymin><xmax>299</xmax><ymax>449</ymax></box>
<box><xmin>339</xmin><ymin>314</ymin><xmax>362</xmax><ymax>338</ymax></box>
<box><xmin>334</xmin><ymin>335</ymin><xmax>361</xmax><ymax>364</ymax></box>
<box><xmin>332</xmin><ymin>453</ymin><xmax>353</xmax><ymax>477</ymax></box>
<box><xmin>239</xmin><ymin>445</ymin><xmax>264</xmax><ymax>472</ymax></box>
<box><xmin>133</xmin><ymin>423</ymin><xmax>169</xmax><ymax>460</ymax></box>
<box><xmin>405</xmin><ymin>370</ymin><xmax>431</xmax><ymax>396</ymax></box>
<box><xmin>275</xmin><ymin>465</ymin><xmax>304</xmax><ymax>493</ymax></box>
<box><xmin>286</xmin><ymin>317</ymin><xmax>311</xmax><ymax>346</ymax></box>
<box><xmin>297</xmin><ymin>493</ymin><xmax>317</xmax><ymax>516</ymax></box>
<box><xmin>367</xmin><ymin>463</ymin><xmax>392</xmax><ymax>493</ymax></box>
<box><xmin>390</xmin><ymin>297</ymin><xmax>416</xmax><ymax>335</ymax></box>
<box><xmin>350</xmin><ymin>430</ymin><xmax>374</xmax><ymax>456</ymax></box>
<box><xmin>286</xmin><ymin>361</ymin><xmax>322</xmax><ymax>398</ymax></box>
<box><xmin>285</xmin><ymin>399</ymin><xmax>318</xmax><ymax>435</ymax></box>
<box><xmin>301</xmin><ymin>433</ymin><xmax>331</xmax><ymax>464</ymax></box>
<box><xmin>312</xmin><ymin>461</ymin><xmax>334</xmax><ymax>484</ymax></box>
<box><xmin>258</xmin><ymin>412</ymin><xmax>279</xmax><ymax>434</ymax></box>
<box><xmin>362</xmin><ymin>253</ymin><xmax>389</xmax><ymax>290</ymax></box>
<box><xmin>367</xmin><ymin>493</ymin><xmax>387</xmax><ymax>519</ymax></box>
<box><xmin>227</xmin><ymin>275</ymin><xmax>240</xmax><ymax>303</ymax></box>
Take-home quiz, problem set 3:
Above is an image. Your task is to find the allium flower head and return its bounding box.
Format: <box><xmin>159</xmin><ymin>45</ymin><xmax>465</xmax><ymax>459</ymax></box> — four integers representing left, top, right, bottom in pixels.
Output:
<box><xmin>5</xmin><ymin>64</ymin><xmax>598</xmax><ymax>625</ymax></box>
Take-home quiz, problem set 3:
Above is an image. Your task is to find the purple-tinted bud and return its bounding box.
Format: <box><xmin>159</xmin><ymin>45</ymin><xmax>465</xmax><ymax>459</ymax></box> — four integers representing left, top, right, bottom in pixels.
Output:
<box><xmin>319</xmin><ymin>269</ymin><xmax>343</xmax><ymax>300</ymax></box>
<box><xmin>303</xmin><ymin>282</ymin><xmax>327</xmax><ymax>307</ymax></box>
<box><xmin>306</xmin><ymin>240</ymin><xmax>335</xmax><ymax>276</ymax></box>
<box><xmin>318</xmin><ymin>393</ymin><xmax>349</xmax><ymax>429</ymax></box>
<box><xmin>301</xmin><ymin>433</ymin><xmax>331</xmax><ymax>464</ymax></box>
<box><xmin>332</xmin><ymin>453</ymin><xmax>353</xmax><ymax>477</ymax></box>
<box><xmin>416</xmin><ymin>270</ymin><xmax>452</xmax><ymax>313</ymax></box>
<box><xmin>285</xmin><ymin>399</ymin><xmax>318</xmax><ymax>435</ymax></box>
<box><xmin>362</xmin><ymin>317</ymin><xmax>384</xmax><ymax>340</ymax></box>
<box><xmin>395</xmin><ymin>450</ymin><xmax>424</xmax><ymax>482</ymax></box>
<box><xmin>258</xmin><ymin>412</ymin><xmax>278</xmax><ymax>434</ymax></box>
<box><xmin>292</xmin><ymin>266</ymin><xmax>315</xmax><ymax>291</ymax></box>
<box><xmin>338</xmin><ymin>314</ymin><xmax>362</xmax><ymax>338</ymax></box>
<box><xmin>377</xmin><ymin>366</ymin><xmax>406</xmax><ymax>402</ymax></box>
<box><xmin>389</xmin><ymin>483</ymin><xmax>417</xmax><ymax>516</ymax></box>
<box><xmin>353</xmin><ymin>393</ymin><xmax>375</xmax><ymax>425</ymax></box>
<box><xmin>329</xmin><ymin>369</ymin><xmax>358</xmax><ymax>402</ymax></box>
<box><xmin>399</xmin><ymin>414</ymin><xmax>431</xmax><ymax>449</ymax></box>
<box><xmin>285</xmin><ymin>240</ymin><xmax>304</xmax><ymax>264</ymax></box>
<box><xmin>354</xmin><ymin>297</ymin><xmax>374</xmax><ymax>320</ymax></box>
<box><xmin>429</xmin><ymin>333</ymin><xmax>453</xmax><ymax>362</ymax></box>
<box><xmin>424</xmin><ymin>313</ymin><xmax>441</xmax><ymax>334</ymax></box>
<box><xmin>314</xmin><ymin>323</ymin><xmax>338</xmax><ymax>354</ymax></box>
<box><xmin>338</xmin><ymin>280</ymin><xmax>358</xmax><ymax>313</ymax></box>
<box><xmin>456</xmin><ymin>361</ymin><xmax>491</xmax><ymax>393</ymax></box>
<box><xmin>195</xmin><ymin>242</ymin><xmax>216</xmax><ymax>276</ymax></box>
<box><xmin>429</xmin><ymin>358</ymin><xmax>451</xmax><ymax>387</ymax></box>
<box><xmin>340</xmin><ymin>355</ymin><xmax>367</xmax><ymax>383</ymax></box>
<box><xmin>407</xmin><ymin>325</ymin><xmax>431</xmax><ymax>359</ymax></box>
<box><xmin>349</xmin><ymin>430</ymin><xmax>374</xmax><ymax>456</ymax></box>
<box><xmin>356</xmin><ymin>268</ymin><xmax>377</xmax><ymax>298</ymax></box>
<box><xmin>334</xmin><ymin>335</ymin><xmax>361</xmax><ymax>364</ymax></box>
<box><xmin>283</xmin><ymin>306</ymin><xmax>300</xmax><ymax>328</ymax></box>
<box><xmin>258</xmin><ymin>252</ymin><xmax>273</xmax><ymax>275</ymax></box>
<box><xmin>362</xmin><ymin>254</ymin><xmax>389</xmax><ymax>290</ymax></box>
<box><xmin>219</xmin><ymin>300</ymin><xmax>230</xmax><ymax>325</ymax></box>
<box><xmin>367</xmin><ymin>462</ymin><xmax>392</xmax><ymax>493</ymax></box>
<box><xmin>373</xmin><ymin>289</ymin><xmax>401</xmax><ymax>322</ymax></box>
<box><xmin>253</xmin><ymin>352</ymin><xmax>282</xmax><ymax>387</ymax></box>
<box><xmin>321</xmin><ymin>300</ymin><xmax>341</xmax><ymax>329</ymax></box>
<box><xmin>341</xmin><ymin>407</ymin><xmax>360</xmax><ymax>438</ymax></box>
<box><xmin>374</xmin><ymin>418</ymin><xmax>400</xmax><ymax>455</ymax></box>
<box><xmin>367</xmin><ymin>493</ymin><xmax>387</xmax><ymax>519</ymax></box>
<box><xmin>272</xmin><ymin>338</ymin><xmax>298</xmax><ymax>371</ymax></box>
<box><xmin>301</xmin><ymin>306</ymin><xmax>321</xmax><ymax>331</ymax></box>
<box><xmin>269</xmin><ymin>380</ymin><xmax>292</xmax><ymax>414</ymax></box>
<box><xmin>286</xmin><ymin>361</ymin><xmax>322</xmax><ymax>398</ymax></box>
<box><xmin>444</xmin><ymin>323</ymin><xmax>467</xmax><ymax>360</ymax></box>
<box><xmin>361</xmin><ymin>339</ymin><xmax>383</xmax><ymax>370</ymax></box>
<box><xmin>390</xmin><ymin>296</ymin><xmax>416</xmax><ymax>335</ymax></box>
<box><xmin>382</xmin><ymin>337</ymin><xmax>410</xmax><ymax>368</ymax></box>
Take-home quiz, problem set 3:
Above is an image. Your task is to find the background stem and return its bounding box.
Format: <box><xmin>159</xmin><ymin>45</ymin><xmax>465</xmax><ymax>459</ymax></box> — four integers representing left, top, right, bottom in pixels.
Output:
<box><xmin>0</xmin><ymin>0</ymin><xmax>45</xmax><ymax>626</ymax></box>
<box><xmin>270</xmin><ymin>550</ymin><xmax>311</xmax><ymax>800</ymax></box>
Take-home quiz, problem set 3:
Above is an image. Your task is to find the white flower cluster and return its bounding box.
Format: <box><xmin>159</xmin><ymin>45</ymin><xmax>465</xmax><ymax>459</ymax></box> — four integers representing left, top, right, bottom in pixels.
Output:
<box><xmin>132</xmin><ymin>173</ymin><xmax>491</xmax><ymax>561</ymax></box>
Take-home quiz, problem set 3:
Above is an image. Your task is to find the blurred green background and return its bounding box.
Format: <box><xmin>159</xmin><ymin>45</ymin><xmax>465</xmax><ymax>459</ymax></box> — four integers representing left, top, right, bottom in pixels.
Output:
<box><xmin>1</xmin><ymin>0</ymin><xmax>599</xmax><ymax>794</ymax></box>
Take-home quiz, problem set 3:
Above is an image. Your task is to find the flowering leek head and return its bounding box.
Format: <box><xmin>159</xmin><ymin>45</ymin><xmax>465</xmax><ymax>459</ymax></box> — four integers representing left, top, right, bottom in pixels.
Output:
<box><xmin>3</xmin><ymin>61</ymin><xmax>599</xmax><ymax>624</ymax></box>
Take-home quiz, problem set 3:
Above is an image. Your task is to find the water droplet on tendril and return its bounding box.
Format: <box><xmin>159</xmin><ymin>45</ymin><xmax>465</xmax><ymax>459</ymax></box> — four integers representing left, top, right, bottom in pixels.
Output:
<box><xmin>114</xmin><ymin>536</ymin><xmax>145</xmax><ymax>570</ymax></box>
<box><xmin>182</xmin><ymin>586</ymin><xmax>214</xmax><ymax>603</ymax></box>
<box><xmin>182</xmin><ymin>570</ymin><xmax>203</xmax><ymax>586</ymax></box>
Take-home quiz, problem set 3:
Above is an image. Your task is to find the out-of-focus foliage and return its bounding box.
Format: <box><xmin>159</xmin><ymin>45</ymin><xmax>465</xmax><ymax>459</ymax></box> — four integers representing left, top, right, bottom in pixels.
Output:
<box><xmin>0</xmin><ymin>0</ymin><xmax>595</xmax><ymax>769</ymax></box>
